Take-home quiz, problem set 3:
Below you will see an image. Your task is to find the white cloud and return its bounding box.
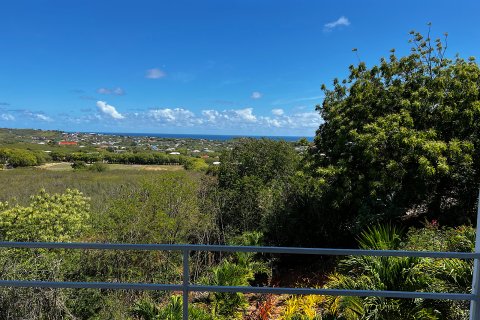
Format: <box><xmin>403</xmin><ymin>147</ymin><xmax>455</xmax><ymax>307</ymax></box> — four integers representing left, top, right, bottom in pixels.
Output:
<box><xmin>259</xmin><ymin>111</ymin><xmax>322</xmax><ymax>129</ymax></box>
<box><xmin>148</xmin><ymin>108</ymin><xmax>195</xmax><ymax>123</ymax></box>
<box><xmin>202</xmin><ymin>109</ymin><xmax>220</xmax><ymax>122</ymax></box>
<box><xmin>22</xmin><ymin>111</ymin><xmax>53</xmax><ymax>122</ymax></box>
<box><xmin>97</xmin><ymin>87</ymin><xmax>126</xmax><ymax>95</ymax></box>
<box><xmin>145</xmin><ymin>68</ymin><xmax>167</xmax><ymax>79</ymax></box>
<box><xmin>264</xmin><ymin>118</ymin><xmax>281</xmax><ymax>128</ymax></box>
<box><xmin>271</xmin><ymin>108</ymin><xmax>284</xmax><ymax>116</ymax></box>
<box><xmin>234</xmin><ymin>108</ymin><xmax>257</xmax><ymax>122</ymax></box>
<box><xmin>96</xmin><ymin>101</ymin><xmax>125</xmax><ymax>119</ymax></box>
<box><xmin>34</xmin><ymin>114</ymin><xmax>53</xmax><ymax>121</ymax></box>
<box><xmin>0</xmin><ymin>114</ymin><xmax>14</xmax><ymax>121</ymax></box>
<box><xmin>251</xmin><ymin>91</ymin><xmax>263</xmax><ymax>99</ymax></box>
<box><xmin>66</xmin><ymin>103</ymin><xmax>321</xmax><ymax>134</ymax></box>
<box><xmin>324</xmin><ymin>16</ymin><xmax>350</xmax><ymax>31</ymax></box>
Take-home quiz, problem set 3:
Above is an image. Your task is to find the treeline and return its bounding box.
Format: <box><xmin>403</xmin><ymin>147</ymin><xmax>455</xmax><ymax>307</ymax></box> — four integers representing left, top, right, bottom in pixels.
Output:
<box><xmin>0</xmin><ymin>148</ymin><xmax>48</xmax><ymax>167</ymax></box>
<box><xmin>51</xmin><ymin>151</ymin><xmax>189</xmax><ymax>166</ymax></box>
<box><xmin>0</xmin><ymin>148</ymin><xmax>208</xmax><ymax>170</ymax></box>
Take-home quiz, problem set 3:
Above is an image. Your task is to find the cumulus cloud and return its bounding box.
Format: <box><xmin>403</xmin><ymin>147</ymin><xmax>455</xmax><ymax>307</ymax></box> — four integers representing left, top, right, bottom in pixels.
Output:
<box><xmin>0</xmin><ymin>114</ymin><xmax>14</xmax><ymax>121</ymax></box>
<box><xmin>271</xmin><ymin>108</ymin><xmax>284</xmax><ymax>116</ymax></box>
<box><xmin>234</xmin><ymin>108</ymin><xmax>257</xmax><ymax>122</ymax></box>
<box><xmin>145</xmin><ymin>68</ymin><xmax>167</xmax><ymax>79</ymax></box>
<box><xmin>259</xmin><ymin>111</ymin><xmax>322</xmax><ymax>129</ymax></box>
<box><xmin>97</xmin><ymin>87</ymin><xmax>126</xmax><ymax>95</ymax></box>
<box><xmin>202</xmin><ymin>110</ymin><xmax>220</xmax><ymax>123</ymax></box>
<box><xmin>65</xmin><ymin>104</ymin><xmax>321</xmax><ymax>134</ymax></box>
<box><xmin>96</xmin><ymin>101</ymin><xmax>125</xmax><ymax>119</ymax></box>
<box><xmin>148</xmin><ymin>108</ymin><xmax>196</xmax><ymax>124</ymax></box>
<box><xmin>251</xmin><ymin>91</ymin><xmax>263</xmax><ymax>99</ymax></box>
<box><xmin>324</xmin><ymin>16</ymin><xmax>350</xmax><ymax>31</ymax></box>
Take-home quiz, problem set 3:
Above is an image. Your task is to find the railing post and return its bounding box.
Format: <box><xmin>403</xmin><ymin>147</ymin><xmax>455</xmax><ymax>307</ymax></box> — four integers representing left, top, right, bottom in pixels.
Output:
<box><xmin>183</xmin><ymin>249</ymin><xmax>189</xmax><ymax>320</ymax></box>
<box><xmin>470</xmin><ymin>189</ymin><xmax>480</xmax><ymax>320</ymax></box>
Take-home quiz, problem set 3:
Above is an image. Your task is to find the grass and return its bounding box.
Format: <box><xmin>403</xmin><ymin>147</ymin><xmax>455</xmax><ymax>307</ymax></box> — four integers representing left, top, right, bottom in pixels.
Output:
<box><xmin>0</xmin><ymin>167</ymin><xmax>188</xmax><ymax>214</ymax></box>
<box><xmin>36</xmin><ymin>162</ymin><xmax>184</xmax><ymax>172</ymax></box>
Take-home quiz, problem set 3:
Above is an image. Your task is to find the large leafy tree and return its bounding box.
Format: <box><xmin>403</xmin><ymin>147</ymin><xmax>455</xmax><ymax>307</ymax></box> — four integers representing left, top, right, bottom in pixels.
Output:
<box><xmin>216</xmin><ymin>138</ymin><xmax>299</xmax><ymax>235</ymax></box>
<box><xmin>309</xmin><ymin>29</ymin><xmax>480</xmax><ymax>234</ymax></box>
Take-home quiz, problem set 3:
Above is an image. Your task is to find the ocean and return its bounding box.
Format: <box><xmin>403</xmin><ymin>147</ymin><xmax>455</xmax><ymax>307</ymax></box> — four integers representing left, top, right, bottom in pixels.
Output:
<box><xmin>95</xmin><ymin>132</ymin><xmax>314</xmax><ymax>142</ymax></box>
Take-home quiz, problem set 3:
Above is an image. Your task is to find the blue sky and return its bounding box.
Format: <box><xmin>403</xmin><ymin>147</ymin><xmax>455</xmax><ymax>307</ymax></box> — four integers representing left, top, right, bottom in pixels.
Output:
<box><xmin>0</xmin><ymin>0</ymin><xmax>479</xmax><ymax>136</ymax></box>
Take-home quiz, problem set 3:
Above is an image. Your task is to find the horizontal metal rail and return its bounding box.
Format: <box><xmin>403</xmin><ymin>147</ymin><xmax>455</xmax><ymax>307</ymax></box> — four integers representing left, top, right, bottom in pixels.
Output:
<box><xmin>0</xmin><ymin>241</ymin><xmax>477</xmax><ymax>259</ymax></box>
<box><xmin>0</xmin><ymin>241</ymin><xmax>477</xmax><ymax>319</ymax></box>
<box><xmin>0</xmin><ymin>280</ymin><xmax>472</xmax><ymax>301</ymax></box>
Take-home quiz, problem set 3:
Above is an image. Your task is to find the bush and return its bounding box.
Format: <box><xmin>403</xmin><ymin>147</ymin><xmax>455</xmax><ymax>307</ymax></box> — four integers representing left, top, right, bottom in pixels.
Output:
<box><xmin>88</xmin><ymin>162</ymin><xmax>108</xmax><ymax>172</ymax></box>
<box><xmin>321</xmin><ymin>224</ymin><xmax>473</xmax><ymax>319</ymax></box>
<box><xmin>71</xmin><ymin>160</ymin><xmax>87</xmax><ymax>170</ymax></box>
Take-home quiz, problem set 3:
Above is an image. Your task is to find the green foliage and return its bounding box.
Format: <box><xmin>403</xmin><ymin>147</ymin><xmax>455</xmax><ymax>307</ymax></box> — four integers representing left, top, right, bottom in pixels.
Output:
<box><xmin>93</xmin><ymin>171</ymin><xmax>210</xmax><ymax>244</ymax></box>
<box><xmin>297</xmin><ymin>28</ymin><xmax>480</xmax><ymax>246</ymax></box>
<box><xmin>88</xmin><ymin>162</ymin><xmax>108</xmax><ymax>172</ymax></box>
<box><xmin>71</xmin><ymin>160</ymin><xmax>87</xmax><ymax>170</ymax></box>
<box><xmin>131</xmin><ymin>295</ymin><xmax>214</xmax><ymax>320</ymax></box>
<box><xmin>0</xmin><ymin>148</ymin><xmax>47</xmax><ymax>167</ymax></box>
<box><xmin>322</xmin><ymin>224</ymin><xmax>473</xmax><ymax>320</ymax></box>
<box><xmin>282</xmin><ymin>295</ymin><xmax>324</xmax><ymax>320</ymax></box>
<box><xmin>0</xmin><ymin>188</ymin><xmax>90</xmax><ymax>242</ymax></box>
<box><xmin>184</xmin><ymin>157</ymin><xmax>209</xmax><ymax>171</ymax></box>
<box><xmin>216</xmin><ymin>138</ymin><xmax>299</xmax><ymax>234</ymax></box>
<box><xmin>209</xmin><ymin>232</ymin><xmax>271</xmax><ymax>318</ymax></box>
<box><xmin>0</xmin><ymin>189</ymin><xmax>91</xmax><ymax>319</ymax></box>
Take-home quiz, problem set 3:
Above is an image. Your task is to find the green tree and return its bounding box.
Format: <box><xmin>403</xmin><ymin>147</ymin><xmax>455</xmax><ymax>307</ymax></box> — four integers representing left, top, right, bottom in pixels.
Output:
<box><xmin>0</xmin><ymin>189</ymin><xmax>91</xmax><ymax>319</ymax></box>
<box><xmin>216</xmin><ymin>138</ymin><xmax>299</xmax><ymax>235</ymax></box>
<box><xmin>307</xmin><ymin>29</ymin><xmax>480</xmax><ymax>239</ymax></box>
<box><xmin>0</xmin><ymin>188</ymin><xmax>90</xmax><ymax>242</ymax></box>
<box><xmin>0</xmin><ymin>148</ymin><xmax>39</xmax><ymax>167</ymax></box>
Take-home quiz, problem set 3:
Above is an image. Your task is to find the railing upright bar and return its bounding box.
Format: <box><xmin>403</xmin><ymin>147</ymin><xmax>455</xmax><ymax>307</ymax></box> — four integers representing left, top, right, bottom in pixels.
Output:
<box><xmin>469</xmin><ymin>189</ymin><xmax>480</xmax><ymax>320</ymax></box>
<box><xmin>182</xmin><ymin>249</ymin><xmax>189</xmax><ymax>320</ymax></box>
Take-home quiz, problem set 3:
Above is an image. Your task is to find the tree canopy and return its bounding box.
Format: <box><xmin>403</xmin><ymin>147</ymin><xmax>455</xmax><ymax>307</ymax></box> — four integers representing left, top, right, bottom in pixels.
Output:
<box><xmin>307</xmin><ymin>30</ymin><xmax>480</xmax><ymax>235</ymax></box>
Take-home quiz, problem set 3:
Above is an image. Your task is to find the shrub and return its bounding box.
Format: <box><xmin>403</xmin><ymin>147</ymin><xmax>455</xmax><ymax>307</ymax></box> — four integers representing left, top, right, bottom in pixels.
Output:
<box><xmin>322</xmin><ymin>224</ymin><xmax>473</xmax><ymax>319</ymax></box>
<box><xmin>71</xmin><ymin>160</ymin><xmax>87</xmax><ymax>170</ymax></box>
<box><xmin>88</xmin><ymin>162</ymin><xmax>108</xmax><ymax>172</ymax></box>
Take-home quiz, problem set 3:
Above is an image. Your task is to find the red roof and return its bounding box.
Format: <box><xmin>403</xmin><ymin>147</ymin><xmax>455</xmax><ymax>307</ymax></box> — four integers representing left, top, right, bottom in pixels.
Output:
<box><xmin>58</xmin><ymin>141</ymin><xmax>78</xmax><ymax>145</ymax></box>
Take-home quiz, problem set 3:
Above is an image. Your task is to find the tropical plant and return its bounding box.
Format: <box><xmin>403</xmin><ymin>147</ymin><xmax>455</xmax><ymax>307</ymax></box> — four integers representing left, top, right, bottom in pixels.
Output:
<box><xmin>282</xmin><ymin>294</ymin><xmax>324</xmax><ymax>320</ymax></box>
<box><xmin>131</xmin><ymin>295</ymin><xmax>214</xmax><ymax>320</ymax></box>
<box><xmin>322</xmin><ymin>224</ymin><xmax>473</xmax><ymax>320</ymax></box>
<box><xmin>209</xmin><ymin>232</ymin><xmax>271</xmax><ymax>318</ymax></box>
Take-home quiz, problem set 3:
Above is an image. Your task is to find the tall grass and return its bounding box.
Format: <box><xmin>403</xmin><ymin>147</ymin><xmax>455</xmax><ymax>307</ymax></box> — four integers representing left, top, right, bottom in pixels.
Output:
<box><xmin>0</xmin><ymin>168</ymin><xmax>197</xmax><ymax>214</ymax></box>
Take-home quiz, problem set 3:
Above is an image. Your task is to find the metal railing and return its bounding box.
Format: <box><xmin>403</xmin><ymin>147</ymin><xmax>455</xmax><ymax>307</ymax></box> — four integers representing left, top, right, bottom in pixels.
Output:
<box><xmin>0</xmin><ymin>241</ymin><xmax>479</xmax><ymax>319</ymax></box>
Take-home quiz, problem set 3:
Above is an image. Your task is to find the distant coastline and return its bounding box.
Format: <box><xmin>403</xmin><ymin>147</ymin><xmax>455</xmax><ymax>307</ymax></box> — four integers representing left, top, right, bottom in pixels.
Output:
<box><xmin>78</xmin><ymin>131</ymin><xmax>314</xmax><ymax>142</ymax></box>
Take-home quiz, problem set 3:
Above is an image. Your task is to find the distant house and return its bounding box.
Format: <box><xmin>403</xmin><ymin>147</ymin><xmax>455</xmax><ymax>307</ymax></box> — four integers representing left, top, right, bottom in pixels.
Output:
<box><xmin>58</xmin><ymin>141</ymin><xmax>78</xmax><ymax>146</ymax></box>
<box><xmin>169</xmin><ymin>152</ymin><xmax>181</xmax><ymax>155</ymax></box>
<box><xmin>212</xmin><ymin>161</ymin><xmax>221</xmax><ymax>165</ymax></box>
